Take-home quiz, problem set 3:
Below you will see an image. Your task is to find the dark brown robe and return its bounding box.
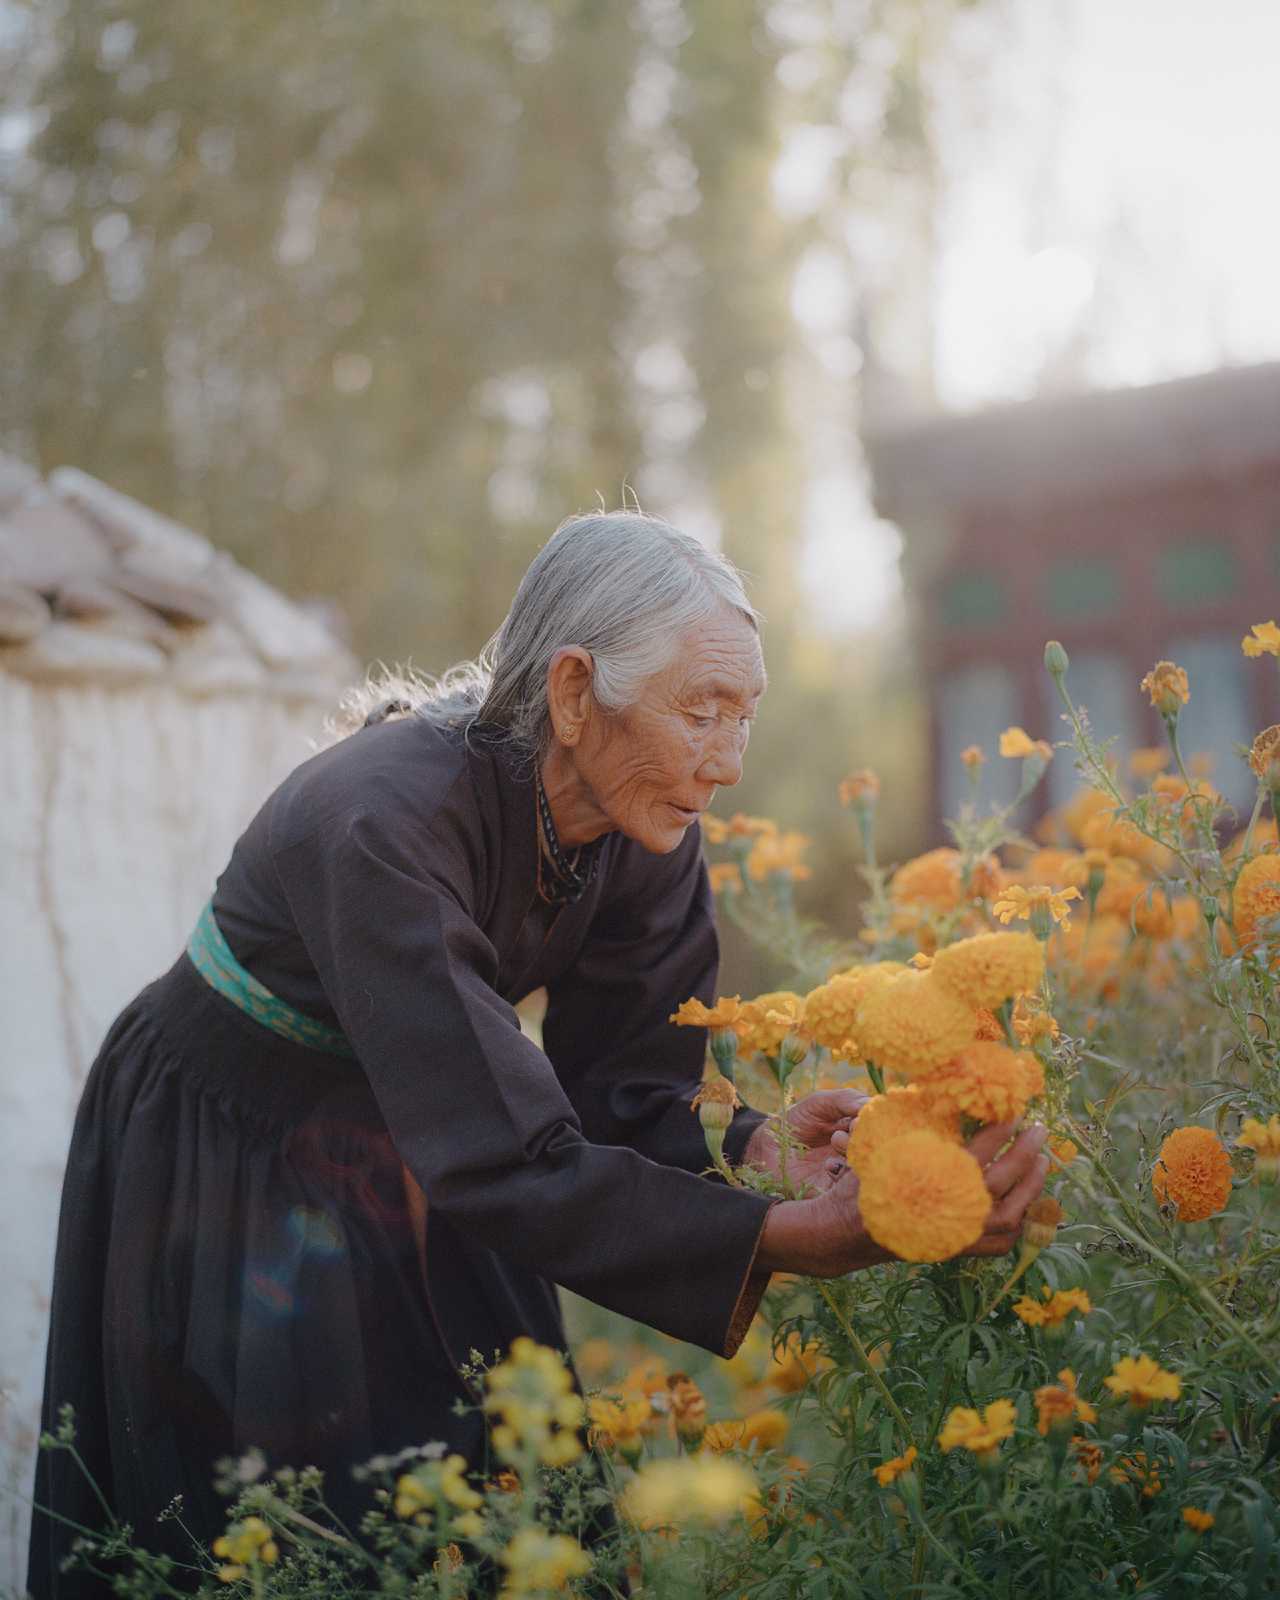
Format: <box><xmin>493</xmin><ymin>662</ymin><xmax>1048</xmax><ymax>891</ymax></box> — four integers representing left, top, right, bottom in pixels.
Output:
<box><xmin>30</xmin><ymin>715</ymin><xmax>770</xmax><ymax>1595</ymax></box>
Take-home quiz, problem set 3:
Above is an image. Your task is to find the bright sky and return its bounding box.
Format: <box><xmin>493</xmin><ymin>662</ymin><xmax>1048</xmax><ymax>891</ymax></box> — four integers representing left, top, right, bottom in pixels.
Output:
<box><xmin>791</xmin><ymin>0</ymin><xmax>1280</xmax><ymax>631</ymax></box>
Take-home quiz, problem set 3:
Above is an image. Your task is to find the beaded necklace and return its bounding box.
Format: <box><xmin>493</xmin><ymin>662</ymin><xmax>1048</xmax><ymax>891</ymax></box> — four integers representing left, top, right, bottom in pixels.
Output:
<box><xmin>534</xmin><ymin>768</ymin><xmax>601</xmax><ymax>906</ymax></box>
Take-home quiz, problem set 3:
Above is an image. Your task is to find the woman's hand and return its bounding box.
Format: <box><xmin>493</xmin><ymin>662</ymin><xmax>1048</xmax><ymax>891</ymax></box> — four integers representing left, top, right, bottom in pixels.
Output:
<box><xmin>758</xmin><ymin>1121</ymin><xmax>1050</xmax><ymax>1278</ymax></box>
<box><xmin>742</xmin><ymin>1088</ymin><xmax>867</xmax><ymax>1193</ymax></box>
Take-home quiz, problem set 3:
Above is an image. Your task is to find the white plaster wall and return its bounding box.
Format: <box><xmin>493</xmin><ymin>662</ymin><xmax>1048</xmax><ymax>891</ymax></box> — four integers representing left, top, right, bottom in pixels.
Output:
<box><xmin>0</xmin><ymin>678</ymin><xmax>331</xmax><ymax>1596</ymax></box>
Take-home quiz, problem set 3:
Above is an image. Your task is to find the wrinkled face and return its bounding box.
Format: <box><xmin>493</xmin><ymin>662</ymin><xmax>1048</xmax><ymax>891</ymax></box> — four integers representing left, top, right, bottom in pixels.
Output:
<box><xmin>579</xmin><ymin>609</ymin><xmax>766</xmax><ymax>853</ymax></box>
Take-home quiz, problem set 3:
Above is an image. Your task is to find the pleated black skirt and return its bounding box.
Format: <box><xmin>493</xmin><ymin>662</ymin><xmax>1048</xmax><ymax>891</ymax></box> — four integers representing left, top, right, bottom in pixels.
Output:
<box><xmin>28</xmin><ymin>954</ymin><xmax>569</xmax><ymax>1598</ymax></box>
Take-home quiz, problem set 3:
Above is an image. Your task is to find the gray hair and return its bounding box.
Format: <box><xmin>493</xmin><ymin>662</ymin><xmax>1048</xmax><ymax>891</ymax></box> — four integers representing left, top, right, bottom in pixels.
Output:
<box><xmin>330</xmin><ymin>511</ymin><xmax>758</xmax><ymax>754</ymax></box>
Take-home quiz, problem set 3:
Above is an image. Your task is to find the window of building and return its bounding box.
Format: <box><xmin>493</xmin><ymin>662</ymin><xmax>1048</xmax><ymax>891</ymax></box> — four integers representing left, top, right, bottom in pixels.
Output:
<box><xmin>1044</xmin><ymin>556</ymin><xmax>1122</xmax><ymax>622</ymax></box>
<box><xmin>939</xmin><ymin>571</ymin><xmax>1009</xmax><ymax>631</ymax></box>
<box><xmin>1044</xmin><ymin>652</ymin><xmax>1137</xmax><ymax>810</ymax></box>
<box><xmin>937</xmin><ymin>662</ymin><xmax>1021</xmax><ymax>821</ymax></box>
<box><xmin>1159</xmin><ymin>539</ymin><xmax>1238</xmax><ymax>607</ymax></box>
<box><xmin>1165</xmin><ymin>633</ymin><xmax>1254</xmax><ymax>811</ymax></box>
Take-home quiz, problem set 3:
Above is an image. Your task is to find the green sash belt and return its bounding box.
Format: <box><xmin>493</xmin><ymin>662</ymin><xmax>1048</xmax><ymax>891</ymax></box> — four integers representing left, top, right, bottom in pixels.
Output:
<box><xmin>186</xmin><ymin>901</ymin><xmax>356</xmax><ymax>1060</ymax></box>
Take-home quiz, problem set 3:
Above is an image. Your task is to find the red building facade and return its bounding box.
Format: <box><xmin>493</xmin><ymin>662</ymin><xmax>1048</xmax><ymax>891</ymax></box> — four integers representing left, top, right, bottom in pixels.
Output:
<box><xmin>867</xmin><ymin>362</ymin><xmax>1280</xmax><ymax>828</ymax></box>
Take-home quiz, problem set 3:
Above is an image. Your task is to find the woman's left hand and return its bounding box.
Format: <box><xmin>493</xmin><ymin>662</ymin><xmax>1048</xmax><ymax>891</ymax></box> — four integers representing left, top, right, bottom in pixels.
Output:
<box><xmin>743</xmin><ymin>1088</ymin><xmax>867</xmax><ymax>1194</ymax></box>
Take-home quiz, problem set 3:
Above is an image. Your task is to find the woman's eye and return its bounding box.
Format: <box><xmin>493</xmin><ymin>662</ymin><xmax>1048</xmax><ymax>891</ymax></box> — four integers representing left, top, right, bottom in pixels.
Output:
<box><xmin>690</xmin><ymin>714</ymin><xmax>717</xmax><ymax>730</ymax></box>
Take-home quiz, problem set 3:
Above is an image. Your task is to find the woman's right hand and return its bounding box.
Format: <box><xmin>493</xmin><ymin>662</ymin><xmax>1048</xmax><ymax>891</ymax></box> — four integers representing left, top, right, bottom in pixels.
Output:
<box><xmin>757</xmin><ymin>1121</ymin><xmax>1050</xmax><ymax>1278</ymax></box>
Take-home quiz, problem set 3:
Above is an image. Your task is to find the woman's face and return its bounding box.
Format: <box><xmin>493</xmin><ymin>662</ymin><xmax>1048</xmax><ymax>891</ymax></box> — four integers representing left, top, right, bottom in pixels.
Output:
<box><xmin>557</xmin><ymin>608</ymin><xmax>766</xmax><ymax>854</ymax></box>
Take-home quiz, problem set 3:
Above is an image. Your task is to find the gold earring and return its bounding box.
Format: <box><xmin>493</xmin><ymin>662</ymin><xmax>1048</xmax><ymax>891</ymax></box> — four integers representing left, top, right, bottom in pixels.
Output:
<box><xmin>562</xmin><ymin>725</ymin><xmax>578</xmax><ymax>745</ymax></box>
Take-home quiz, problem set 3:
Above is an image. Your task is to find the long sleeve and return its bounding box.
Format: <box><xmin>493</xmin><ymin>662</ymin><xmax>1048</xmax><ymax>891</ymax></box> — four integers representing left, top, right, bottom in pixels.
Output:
<box><xmin>542</xmin><ymin>824</ymin><xmax>766</xmax><ymax>1174</ymax></box>
<box><xmin>269</xmin><ymin>796</ymin><xmax>773</xmax><ymax>1357</ymax></box>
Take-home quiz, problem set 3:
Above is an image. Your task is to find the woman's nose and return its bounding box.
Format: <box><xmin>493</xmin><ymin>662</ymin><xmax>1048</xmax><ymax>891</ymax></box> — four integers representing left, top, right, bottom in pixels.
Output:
<box><xmin>700</xmin><ymin>726</ymin><xmax>747</xmax><ymax>787</ymax></box>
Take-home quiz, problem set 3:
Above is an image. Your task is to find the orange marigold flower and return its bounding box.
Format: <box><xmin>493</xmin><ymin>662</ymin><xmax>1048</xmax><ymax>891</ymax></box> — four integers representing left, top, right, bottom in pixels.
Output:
<box><xmin>1023</xmin><ymin>1194</ymin><xmax>1065</xmax><ymax>1250</ymax></box>
<box><xmin>667</xmin><ymin>1373</ymin><xmax>708</xmax><ymax>1449</ymax></box>
<box><xmin>1129</xmin><ymin>746</ymin><xmax>1171</xmax><ymax>780</ymax></box>
<box><xmin>858</xmin><ymin>1131</ymin><xmax>991</xmax><ymax>1262</ymax></box>
<box><xmin>1151</xmin><ymin>1126</ymin><xmax>1232</xmax><ymax>1222</ymax></box>
<box><xmin>1013</xmin><ymin>995</ymin><xmax>1060</xmax><ymax>1047</ymax></box>
<box><xmin>703</xmin><ymin>1419</ymin><xmax>747</xmax><ymax>1453</ymax></box>
<box><xmin>917</xmin><ymin>1041</ymin><xmax>1044</xmax><ymax>1125</ymax></box>
<box><xmin>930</xmin><ymin>931</ymin><xmax>1045</xmax><ymax>1009</ymax></box>
<box><xmin>974</xmin><ymin>1007</ymin><xmax>1004</xmax><ymax>1042</ymax></box>
<box><xmin>746</xmin><ymin>830</ymin><xmax>811</xmax><ymax>883</ymax></box>
<box><xmin>888</xmin><ymin>847</ymin><xmax>1000</xmax><ymax>912</ymax></box>
<box><xmin>725</xmin><ymin>813</ymin><xmax>779</xmax><ymax>837</ymax></box>
<box><xmin>1140</xmin><ymin>660</ymin><xmax>1190</xmax><ymax>714</ymax></box>
<box><xmin>800</xmin><ymin>974</ymin><xmax>867</xmax><ymax>1053</ymax></box>
<box><xmin>938</xmin><ymin>1399</ymin><xmax>1017</xmax><ymax>1460</ymax></box>
<box><xmin>1242</xmin><ymin>620</ymin><xmax>1280</xmax><ymax>658</ymax></box>
<box><xmin>1061</xmin><ymin>787</ymin><xmax>1113</xmax><ymax>845</ymax></box>
<box><xmin>846</xmin><ymin>1085</ymin><xmax>963</xmax><ymax>1176</ymax></box>
<box><xmin>670</xmin><ymin>995</ymin><xmax>744</xmax><ymax>1030</ymax></box>
<box><xmin>856</xmin><ymin>970</ymin><xmax>978</xmax><ymax>1078</ymax></box>
<box><xmin>1233</xmin><ymin>853</ymin><xmax>1280</xmax><ymax>947</ymax></box>
<box><xmin>999</xmin><ymin>726</ymin><xmax>1052</xmax><ymax>762</ymax></box>
<box><xmin>1181</xmin><ymin>1507</ymin><xmax>1214</xmax><ymax>1533</ymax></box>
<box><xmin>738</xmin><ymin>1409</ymin><xmax>789</xmax><ymax>1454</ymax></box>
<box><xmin>960</xmin><ymin>745</ymin><xmax>986</xmax><ymax>768</ymax></box>
<box><xmin>1103</xmin><ymin>1355</ymin><xmax>1181</xmax><ymax>1408</ymax></box>
<box><xmin>1249</xmin><ymin>725</ymin><xmax>1280</xmax><ymax>783</ymax></box>
<box><xmin>1110</xmin><ymin>1451</ymin><xmax>1163</xmax><ymax>1497</ymax></box>
<box><xmin>1034</xmin><ymin>1369</ymin><xmax>1096</xmax><ymax>1435</ymax></box>
<box><xmin>839</xmin><ymin>768</ymin><xmax>880</xmax><ymax>806</ymax></box>
<box><xmin>1047</xmin><ymin>1135</ymin><xmax>1079</xmax><ymax>1166</ymax></box>
<box><xmin>1021</xmin><ymin>847</ymin><xmax>1081</xmax><ymax>887</ymax></box>
<box><xmin>993</xmin><ymin>883</ymin><xmax>1082</xmax><ymax>934</ymax></box>
<box><xmin>874</xmin><ymin>1445</ymin><xmax>918</xmax><ymax>1487</ymax></box>
<box><xmin>1012</xmin><ymin>1285</ymin><xmax>1092</xmax><ymax>1328</ymax></box>
<box><xmin>1238</xmin><ymin>1113</ymin><xmax>1280</xmax><ymax>1170</ymax></box>
<box><xmin>707</xmin><ymin>862</ymin><xmax>743</xmax><ymax>895</ymax></box>
<box><xmin>735</xmin><ymin>991</ymin><xmax>804</xmax><ymax>1056</ymax></box>
<box><xmin>1073</xmin><ymin>1437</ymin><xmax>1102</xmax><ymax>1483</ymax></box>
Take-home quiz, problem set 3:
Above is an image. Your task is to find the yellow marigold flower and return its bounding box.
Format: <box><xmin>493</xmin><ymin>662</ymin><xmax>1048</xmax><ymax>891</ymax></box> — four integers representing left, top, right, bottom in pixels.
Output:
<box><xmin>703</xmin><ymin>1419</ymin><xmax>746</xmax><ymax>1453</ymax></box>
<box><xmin>746</xmin><ymin>829</ymin><xmax>811</xmax><ymax>883</ymax></box>
<box><xmin>1242</xmin><ymin>620</ymin><xmax>1280</xmax><ymax>658</ymax></box>
<box><xmin>1249</xmin><ymin>724</ymin><xmax>1280</xmax><ymax>784</ymax></box>
<box><xmin>938</xmin><ymin>1399</ymin><xmax>1017</xmax><ymax>1460</ymax></box>
<box><xmin>1061</xmin><ymin>787</ymin><xmax>1112</xmax><ymax>845</ymax></box>
<box><xmin>1020</xmin><ymin>847</ymin><xmax>1081</xmax><ymax>887</ymax></box>
<box><xmin>930</xmin><ymin>931</ymin><xmax>1045</xmax><ymax>1009</ymax></box>
<box><xmin>669</xmin><ymin>994</ymin><xmax>744</xmax><ymax>1030</ymax></box>
<box><xmin>916</xmin><ymin>1041</ymin><xmax>1044</xmax><ymax>1126</ymax></box>
<box><xmin>874</xmin><ymin>1445</ymin><xmax>918</xmax><ymax>1487</ymax></box>
<box><xmin>1140</xmin><ymin>659</ymin><xmax>1190</xmax><ymax>714</ymax></box>
<box><xmin>1129</xmin><ymin>746</ymin><xmax>1171</xmax><ymax>780</ymax></box>
<box><xmin>1047</xmin><ymin>1135</ymin><xmax>1079</xmax><ymax>1166</ymax></box>
<box><xmin>1151</xmin><ymin>1126</ymin><xmax>1232</xmax><ymax>1222</ymax></box>
<box><xmin>575</xmin><ymin>1337</ymin><xmax>615</xmax><ymax>1380</ymax></box>
<box><xmin>622</xmin><ymin>1456</ymin><xmax>759</xmax><ymax>1529</ymax></box>
<box><xmin>1013</xmin><ymin>995</ymin><xmax>1060</xmax><ymax>1047</ymax></box>
<box><xmin>839</xmin><ymin>768</ymin><xmax>880</xmax><ymax>805</ymax></box>
<box><xmin>587</xmin><ymin>1395</ymin><xmax>650</xmax><ymax>1460</ymax></box>
<box><xmin>960</xmin><ymin>744</ymin><xmax>985</xmax><ymax>768</ymax></box>
<box><xmin>1103</xmin><ymin>1355</ymin><xmax>1181</xmax><ymax>1408</ymax></box>
<box><xmin>858</xmin><ymin>1131</ymin><xmax>991</xmax><ymax>1262</ymax></box>
<box><xmin>846</xmin><ymin>1084</ymin><xmax>963</xmax><ymax>1176</ymax></box>
<box><xmin>736</xmin><ymin>990</ymin><xmax>804</xmax><ymax>1056</ymax></box>
<box><xmin>889</xmin><ymin>847</ymin><xmax>1000</xmax><ymax>911</ymax></box>
<box><xmin>993</xmin><ymin>883</ymin><xmax>1082</xmax><ymax>935</ymax></box>
<box><xmin>999</xmin><ymin>726</ymin><xmax>1052</xmax><ymax>762</ymax></box>
<box><xmin>739</xmin><ymin>1408</ymin><xmax>789</xmax><ymax>1454</ymax></box>
<box><xmin>1110</xmin><ymin>1451</ymin><xmax>1163</xmax><ymax>1498</ymax></box>
<box><xmin>1233</xmin><ymin>853</ymin><xmax>1280</xmax><ymax>948</ymax></box>
<box><xmin>1012</xmin><ymin>1285</ymin><xmax>1092</xmax><ymax>1328</ymax></box>
<box><xmin>1181</xmin><ymin>1506</ymin><xmax>1215</xmax><ymax>1533</ymax></box>
<box><xmin>1034</xmin><ymin>1369</ymin><xmax>1096</xmax><ymax>1435</ymax></box>
<box><xmin>666</xmin><ymin>1373</ymin><xmax>709</xmax><ymax>1450</ymax></box>
<box><xmin>498</xmin><ymin>1527</ymin><xmax>591</xmax><ymax>1596</ymax></box>
<box><xmin>1238</xmin><ymin>1114</ymin><xmax>1280</xmax><ymax>1181</ymax></box>
<box><xmin>856</xmin><ymin>970</ymin><xmax>977</xmax><ymax>1078</ymax></box>
<box><xmin>800</xmin><ymin>973</ymin><xmax>867</xmax><ymax>1053</ymax></box>
<box><xmin>708</xmin><ymin>862</ymin><xmax>743</xmax><ymax>895</ymax></box>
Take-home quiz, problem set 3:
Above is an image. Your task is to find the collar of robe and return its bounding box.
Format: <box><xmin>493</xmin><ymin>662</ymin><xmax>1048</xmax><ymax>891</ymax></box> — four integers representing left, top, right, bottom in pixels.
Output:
<box><xmin>534</xmin><ymin>768</ymin><xmax>602</xmax><ymax>906</ymax></box>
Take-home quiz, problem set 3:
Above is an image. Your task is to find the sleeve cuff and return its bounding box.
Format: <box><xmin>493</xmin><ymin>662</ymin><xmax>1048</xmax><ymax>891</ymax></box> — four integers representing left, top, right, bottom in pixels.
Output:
<box><xmin>720</xmin><ymin>1198</ymin><xmax>778</xmax><ymax>1358</ymax></box>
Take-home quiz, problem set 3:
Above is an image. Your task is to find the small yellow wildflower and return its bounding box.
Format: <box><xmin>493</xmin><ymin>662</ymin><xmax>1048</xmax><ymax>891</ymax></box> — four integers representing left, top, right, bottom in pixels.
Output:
<box><xmin>999</xmin><ymin>726</ymin><xmax>1053</xmax><ymax>762</ymax></box>
<box><xmin>1181</xmin><ymin>1506</ymin><xmax>1215</xmax><ymax>1533</ymax></box>
<box><xmin>1012</xmin><ymin>1285</ymin><xmax>1092</xmax><ymax>1329</ymax></box>
<box><xmin>484</xmin><ymin>1337</ymin><xmax>585</xmax><ymax>1468</ymax></box>
<box><xmin>1034</xmin><ymin>1369</ymin><xmax>1096</xmax><ymax>1435</ymax></box>
<box><xmin>212</xmin><ymin>1516</ymin><xmax>278</xmax><ymax>1582</ymax></box>
<box><xmin>992</xmin><ymin>883</ymin><xmax>1082</xmax><ymax>935</ymax></box>
<box><xmin>874</xmin><ymin>1445</ymin><xmax>918</xmax><ymax>1487</ymax></box>
<box><xmin>1103</xmin><ymin>1355</ymin><xmax>1181</xmax><ymax>1408</ymax></box>
<box><xmin>938</xmin><ymin>1399</ymin><xmax>1017</xmax><ymax>1462</ymax></box>
<box><xmin>1242</xmin><ymin>620</ymin><xmax>1280</xmax><ymax>658</ymax></box>
<box><xmin>622</xmin><ymin>1455</ymin><xmax>760</xmax><ymax>1529</ymax></box>
<box><xmin>498</xmin><ymin>1527</ymin><xmax>591</xmax><ymax>1597</ymax></box>
<box><xmin>1140</xmin><ymin>660</ymin><xmax>1190</xmax><ymax>715</ymax></box>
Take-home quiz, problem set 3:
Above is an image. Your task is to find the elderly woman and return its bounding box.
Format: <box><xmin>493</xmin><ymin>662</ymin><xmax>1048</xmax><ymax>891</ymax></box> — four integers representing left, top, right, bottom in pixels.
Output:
<box><xmin>32</xmin><ymin>512</ymin><xmax>1047</xmax><ymax>1593</ymax></box>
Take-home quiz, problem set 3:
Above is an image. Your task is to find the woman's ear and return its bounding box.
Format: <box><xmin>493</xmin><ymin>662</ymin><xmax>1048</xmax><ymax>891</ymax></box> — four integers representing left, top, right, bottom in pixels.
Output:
<box><xmin>546</xmin><ymin>647</ymin><xmax>594</xmax><ymax>745</ymax></box>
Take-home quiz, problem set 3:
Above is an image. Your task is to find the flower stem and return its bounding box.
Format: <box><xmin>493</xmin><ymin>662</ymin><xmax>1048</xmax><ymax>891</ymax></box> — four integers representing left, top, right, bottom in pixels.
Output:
<box><xmin>813</xmin><ymin>1279</ymin><xmax>915</xmax><ymax>1445</ymax></box>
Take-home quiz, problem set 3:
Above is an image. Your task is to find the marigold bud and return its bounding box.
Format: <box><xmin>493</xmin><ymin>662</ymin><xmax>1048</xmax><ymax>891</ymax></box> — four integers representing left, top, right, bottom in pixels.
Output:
<box><xmin>667</xmin><ymin>1374</ymin><xmax>708</xmax><ymax>1451</ymax></box>
<box><xmin>1140</xmin><ymin>660</ymin><xmax>1190</xmax><ymax>719</ymax></box>
<box><xmin>1023</xmin><ymin>1194</ymin><xmax>1065</xmax><ymax>1250</ymax></box>
<box><xmin>691</xmin><ymin>1073</ymin><xmax>740</xmax><ymax>1133</ymax></box>
<box><xmin>1044</xmin><ymin>639</ymin><xmax>1069</xmax><ymax>678</ymax></box>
